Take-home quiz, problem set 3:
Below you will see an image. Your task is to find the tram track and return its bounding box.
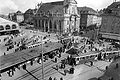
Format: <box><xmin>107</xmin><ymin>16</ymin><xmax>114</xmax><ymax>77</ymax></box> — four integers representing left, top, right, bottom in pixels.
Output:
<box><xmin>15</xmin><ymin>60</ymin><xmax>53</xmax><ymax>80</ymax></box>
<box><xmin>15</xmin><ymin>53</ymin><xmax>68</xmax><ymax>80</ymax></box>
<box><xmin>29</xmin><ymin>63</ymin><xmax>71</xmax><ymax>80</ymax></box>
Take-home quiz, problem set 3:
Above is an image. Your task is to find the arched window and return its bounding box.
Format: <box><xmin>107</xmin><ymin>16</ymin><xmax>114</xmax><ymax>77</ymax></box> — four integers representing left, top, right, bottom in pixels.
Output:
<box><xmin>49</xmin><ymin>20</ymin><xmax>52</xmax><ymax>31</ymax></box>
<box><xmin>54</xmin><ymin>21</ymin><xmax>57</xmax><ymax>32</ymax></box>
<box><xmin>0</xmin><ymin>25</ymin><xmax>4</xmax><ymax>30</ymax></box>
<box><xmin>5</xmin><ymin>25</ymin><xmax>10</xmax><ymax>30</ymax></box>
<box><xmin>12</xmin><ymin>24</ymin><xmax>17</xmax><ymax>29</ymax></box>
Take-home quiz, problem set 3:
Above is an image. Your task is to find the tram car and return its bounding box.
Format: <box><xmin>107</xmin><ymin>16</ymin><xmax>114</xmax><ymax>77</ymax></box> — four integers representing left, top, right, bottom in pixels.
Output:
<box><xmin>74</xmin><ymin>51</ymin><xmax>100</xmax><ymax>65</ymax></box>
<box><xmin>101</xmin><ymin>50</ymin><xmax>120</xmax><ymax>60</ymax></box>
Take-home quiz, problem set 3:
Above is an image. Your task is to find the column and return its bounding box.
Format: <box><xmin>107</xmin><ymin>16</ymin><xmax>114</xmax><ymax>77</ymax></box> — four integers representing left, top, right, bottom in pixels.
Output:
<box><xmin>42</xmin><ymin>20</ymin><xmax>44</xmax><ymax>32</ymax></box>
<box><xmin>52</xmin><ymin>21</ymin><xmax>55</xmax><ymax>33</ymax></box>
<box><xmin>37</xmin><ymin>20</ymin><xmax>39</xmax><ymax>29</ymax></box>
<box><xmin>44</xmin><ymin>20</ymin><xmax>46</xmax><ymax>32</ymax></box>
<box><xmin>52</xmin><ymin>21</ymin><xmax>54</xmax><ymax>32</ymax></box>
<box><xmin>40</xmin><ymin>20</ymin><xmax>42</xmax><ymax>30</ymax></box>
<box><xmin>48</xmin><ymin>20</ymin><xmax>50</xmax><ymax>32</ymax></box>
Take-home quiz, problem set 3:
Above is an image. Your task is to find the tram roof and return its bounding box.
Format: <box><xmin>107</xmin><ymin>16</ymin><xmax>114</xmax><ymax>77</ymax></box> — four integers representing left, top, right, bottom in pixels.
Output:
<box><xmin>72</xmin><ymin>51</ymin><xmax>100</xmax><ymax>58</ymax></box>
<box><xmin>0</xmin><ymin>42</ymin><xmax>63</xmax><ymax>73</ymax></box>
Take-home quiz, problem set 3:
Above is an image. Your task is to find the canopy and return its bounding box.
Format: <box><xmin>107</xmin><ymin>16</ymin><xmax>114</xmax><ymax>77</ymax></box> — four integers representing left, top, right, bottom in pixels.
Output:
<box><xmin>0</xmin><ymin>17</ymin><xmax>18</xmax><ymax>26</ymax></box>
<box><xmin>66</xmin><ymin>47</ymin><xmax>79</xmax><ymax>55</ymax></box>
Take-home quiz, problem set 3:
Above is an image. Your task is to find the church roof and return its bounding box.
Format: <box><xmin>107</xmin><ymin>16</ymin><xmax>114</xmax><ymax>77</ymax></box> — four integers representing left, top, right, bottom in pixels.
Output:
<box><xmin>37</xmin><ymin>1</ymin><xmax>64</xmax><ymax>14</ymax></box>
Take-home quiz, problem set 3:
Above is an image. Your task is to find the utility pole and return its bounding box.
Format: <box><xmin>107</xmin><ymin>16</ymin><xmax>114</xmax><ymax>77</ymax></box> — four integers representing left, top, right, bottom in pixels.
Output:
<box><xmin>41</xmin><ymin>36</ymin><xmax>44</xmax><ymax>80</ymax></box>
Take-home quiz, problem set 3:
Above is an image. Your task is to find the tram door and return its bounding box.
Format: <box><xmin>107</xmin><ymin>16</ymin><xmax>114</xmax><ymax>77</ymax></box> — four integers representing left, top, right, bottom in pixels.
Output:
<box><xmin>97</xmin><ymin>53</ymin><xmax>102</xmax><ymax>60</ymax></box>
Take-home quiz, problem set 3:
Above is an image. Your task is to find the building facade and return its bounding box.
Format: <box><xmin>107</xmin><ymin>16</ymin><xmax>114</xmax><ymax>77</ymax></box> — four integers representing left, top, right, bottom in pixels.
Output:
<box><xmin>8</xmin><ymin>11</ymin><xmax>24</xmax><ymax>23</ymax></box>
<box><xmin>0</xmin><ymin>17</ymin><xmax>20</xmax><ymax>36</ymax></box>
<box><xmin>24</xmin><ymin>9</ymin><xmax>37</xmax><ymax>25</ymax></box>
<box><xmin>33</xmin><ymin>0</ymin><xmax>80</xmax><ymax>34</ymax></box>
<box><xmin>78</xmin><ymin>7</ymin><xmax>101</xmax><ymax>30</ymax></box>
<box><xmin>99</xmin><ymin>2</ymin><xmax>120</xmax><ymax>41</ymax></box>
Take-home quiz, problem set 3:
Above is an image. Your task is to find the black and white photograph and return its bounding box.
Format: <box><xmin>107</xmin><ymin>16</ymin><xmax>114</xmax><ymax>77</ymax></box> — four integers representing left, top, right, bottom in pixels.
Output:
<box><xmin>0</xmin><ymin>0</ymin><xmax>120</xmax><ymax>80</ymax></box>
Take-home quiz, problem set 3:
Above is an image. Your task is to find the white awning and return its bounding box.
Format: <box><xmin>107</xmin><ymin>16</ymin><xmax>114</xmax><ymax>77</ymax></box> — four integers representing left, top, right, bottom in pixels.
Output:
<box><xmin>0</xmin><ymin>17</ymin><xmax>18</xmax><ymax>26</ymax></box>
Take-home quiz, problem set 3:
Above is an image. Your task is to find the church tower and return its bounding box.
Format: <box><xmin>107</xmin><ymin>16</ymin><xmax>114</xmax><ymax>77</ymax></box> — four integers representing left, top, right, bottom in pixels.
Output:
<box><xmin>63</xmin><ymin>0</ymin><xmax>80</xmax><ymax>34</ymax></box>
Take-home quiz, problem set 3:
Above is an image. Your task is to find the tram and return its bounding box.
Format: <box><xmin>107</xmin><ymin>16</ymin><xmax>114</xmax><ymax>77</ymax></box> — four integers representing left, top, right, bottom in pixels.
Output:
<box><xmin>74</xmin><ymin>51</ymin><xmax>99</xmax><ymax>65</ymax></box>
<box><xmin>101</xmin><ymin>50</ymin><xmax>120</xmax><ymax>60</ymax></box>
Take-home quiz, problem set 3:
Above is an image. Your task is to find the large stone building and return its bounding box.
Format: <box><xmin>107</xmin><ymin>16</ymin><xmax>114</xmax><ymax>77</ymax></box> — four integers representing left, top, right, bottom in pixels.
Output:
<box><xmin>99</xmin><ymin>1</ymin><xmax>120</xmax><ymax>41</ymax></box>
<box><xmin>77</xmin><ymin>7</ymin><xmax>101</xmax><ymax>30</ymax></box>
<box><xmin>33</xmin><ymin>0</ymin><xmax>80</xmax><ymax>34</ymax></box>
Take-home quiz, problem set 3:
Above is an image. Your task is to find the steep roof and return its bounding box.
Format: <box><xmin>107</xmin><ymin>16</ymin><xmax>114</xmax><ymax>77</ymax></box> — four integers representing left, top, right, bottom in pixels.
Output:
<box><xmin>107</xmin><ymin>2</ymin><xmax>120</xmax><ymax>9</ymax></box>
<box><xmin>77</xmin><ymin>6</ymin><xmax>97</xmax><ymax>14</ymax></box>
<box><xmin>16</xmin><ymin>11</ymin><xmax>22</xmax><ymax>14</ymax></box>
<box><xmin>24</xmin><ymin>9</ymin><xmax>37</xmax><ymax>14</ymax></box>
<box><xmin>25</xmin><ymin>9</ymin><xmax>33</xmax><ymax>14</ymax></box>
<box><xmin>64</xmin><ymin>0</ymin><xmax>77</xmax><ymax>4</ymax></box>
<box><xmin>37</xmin><ymin>1</ymin><xmax>64</xmax><ymax>14</ymax></box>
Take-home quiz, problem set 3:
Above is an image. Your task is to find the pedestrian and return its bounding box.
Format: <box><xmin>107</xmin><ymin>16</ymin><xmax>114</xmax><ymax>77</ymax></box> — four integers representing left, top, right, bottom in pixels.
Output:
<box><xmin>60</xmin><ymin>77</ymin><xmax>63</xmax><ymax>80</ymax></box>
<box><xmin>49</xmin><ymin>77</ymin><xmax>52</xmax><ymax>80</ymax></box>
<box><xmin>4</xmin><ymin>52</ymin><xmax>6</xmax><ymax>55</ymax></box>
<box><xmin>56</xmin><ymin>65</ymin><xmax>59</xmax><ymax>70</ymax></box>
<box><xmin>90</xmin><ymin>61</ymin><xmax>93</xmax><ymax>66</ymax></box>
<box><xmin>55</xmin><ymin>57</ymin><xmax>57</xmax><ymax>63</ymax></box>
<box><xmin>11</xmin><ymin>69</ymin><xmax>14</xmax><ymax>76</ymax></box>
<box><xmin>63</xmin><ymin>63</ymin><xmax>65</xmax><ymax>69</ymax></box>
<box><xmin>116</xmin><ymin>63</ymin><xmax>119</xmax><ymax>68</ymax></box>
<box><xmin>59</xmin><ymin>53</ymin><xmax>61</xmax><ymax>58</ymax></box>
<box><xmin>106</xmin><ymin>66</ymin><xmax>108</xmax><ymax>70</ymax></box>
<box><xmin>7</xmin><ymin>70</ymin><xmax>12</xmax><ymax>77</ymax></box>
<box><xmin>67</xmin><ymin>56</ymin><xmax>70</xmax><ymax>63</ymax></box>
<box><xmin>54</xmin><ymin>77</ymin><xmax>57</xmax><ymax>80</ymax></box>
<box><xmin>64</xmin><ymin>70</ymin><xmax>66</xmax><ymax>75</ymax></box>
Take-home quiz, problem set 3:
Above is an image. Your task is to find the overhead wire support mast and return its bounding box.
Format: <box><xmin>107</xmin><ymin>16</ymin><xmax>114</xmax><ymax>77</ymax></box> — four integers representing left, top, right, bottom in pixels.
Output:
<box><xmin>41</xmin><ymin>36</ymin><xmax>44</xmax><ymax>80</ymax></box>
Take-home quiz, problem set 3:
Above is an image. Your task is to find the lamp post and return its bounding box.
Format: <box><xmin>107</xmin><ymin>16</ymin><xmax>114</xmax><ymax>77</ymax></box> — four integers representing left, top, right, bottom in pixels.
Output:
<box><xmin>41</xmin><ymin>36</ymin><xmax>44</xmax><ymax>80</ymax></box>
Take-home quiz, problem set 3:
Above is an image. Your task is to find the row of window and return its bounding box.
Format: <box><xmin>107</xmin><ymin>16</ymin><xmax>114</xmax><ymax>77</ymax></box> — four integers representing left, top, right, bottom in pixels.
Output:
<box><xmin>36</xmin><ymin>13</ymin><xmax>63</xmax><ymax>17</ymax></box>
<box><xmin>75</xmin><ymin>54</ymin><xmax>98</xmax><ymax>61</ymax></box>
<box><xmin>0</xmin><ymin>24</ymin><xmax>17</xmax><ymax>31</ymax></box>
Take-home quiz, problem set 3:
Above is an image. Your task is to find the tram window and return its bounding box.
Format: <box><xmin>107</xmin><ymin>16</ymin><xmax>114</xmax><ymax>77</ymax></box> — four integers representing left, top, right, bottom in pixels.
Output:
<box><xmin>95</xmin><ymin>55</ymin><xmax>97</xmax><ymax>57</ymax></box>
<box><xmin>77</xmin><ymin>58</ymin><xmax>79</xmax><ymax>61</ymax></box>
<box><xmin>0</xmin><ymin>25</ymin><xmax>4</xmax><ymax>30</ymax></box>
<box><xmin>82</xmin><ymin>57</ymin><xmax>85</xmax><ymax>59</ymax></box>
<box><xmin>5</xmin><ymin>25</ymin><xmax>10</xmax><ymax>30</ymax></box>
<box><xmin>80</xmin><ymin>57</ymin><xmax>82</xmax><ymax>59</ymax></box>
<box><xmin>90</xmin><ymin>55</ymin><xmax>92</xmax><ymax>58</ymax></box>
<box><xmin>113</xmin><ymin>52</ymin><xmax>116</xmax><ymax>54</ymax></box>
<box><xmin>90</xmin><ymin>55</ymin><xmax>94</xmax><ymax>58</ymax></box>
<box><xmin>12</xmin><ymin>24</ymin><xmax>17</xmax><ymax>29</ymax></box>
<box><xmin>86</xmin><ymin>56</ymin><xmax>89</xmax><ymax>59</ymax></box>
<box><xmin>107</xmin><ymin>53</ymin><xmax>109</xmax><ymax>55</ymax></box>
